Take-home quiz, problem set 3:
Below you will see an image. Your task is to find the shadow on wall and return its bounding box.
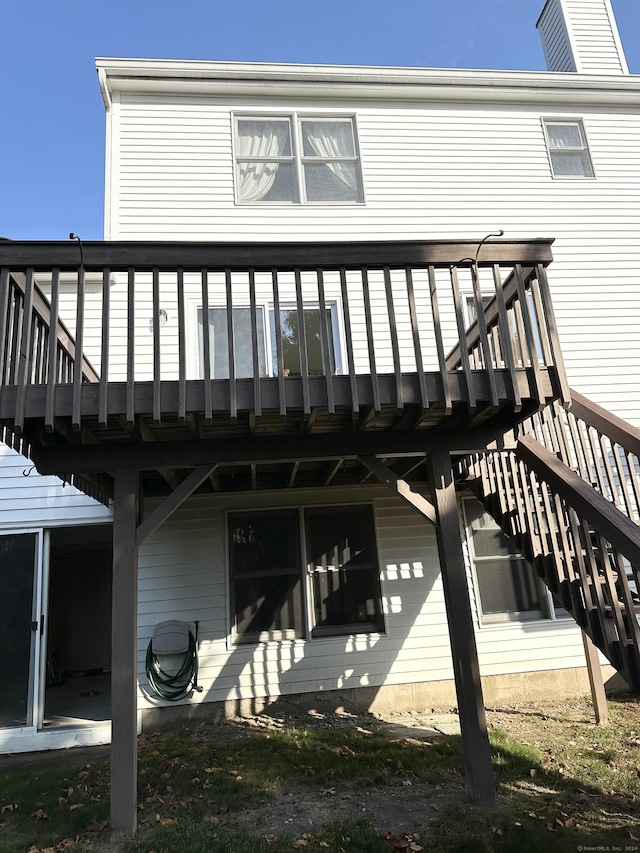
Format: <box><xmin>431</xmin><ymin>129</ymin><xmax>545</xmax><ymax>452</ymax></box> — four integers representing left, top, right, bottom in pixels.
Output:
<box><xmin>139</xmin><ymin>499</ymin><xmax>448</xmax><ymax>727</ymax></box>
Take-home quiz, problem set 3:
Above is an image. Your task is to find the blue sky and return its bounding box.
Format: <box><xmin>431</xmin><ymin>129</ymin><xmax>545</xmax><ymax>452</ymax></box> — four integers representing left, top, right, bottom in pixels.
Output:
<box><xmin>1</xmin><ymin>0</ymin><xmax>638</xmax><ymax>241</ymax></box>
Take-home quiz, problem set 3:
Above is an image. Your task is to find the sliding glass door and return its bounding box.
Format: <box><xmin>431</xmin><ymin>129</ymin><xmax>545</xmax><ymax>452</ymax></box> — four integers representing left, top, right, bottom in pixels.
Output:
<box><xmin>0</xmin><ymin>532</ymin><xmax>41</xmax><ymax>729</ymax></box>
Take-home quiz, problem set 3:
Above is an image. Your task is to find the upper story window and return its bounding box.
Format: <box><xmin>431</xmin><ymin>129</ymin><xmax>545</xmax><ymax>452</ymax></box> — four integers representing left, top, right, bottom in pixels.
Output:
<box><xmin>542</xmin><ymin>119</ymin><xmax>594</xmax><ymax>179</ymax></box>
<box><xmin>234</xmin><ymin>114</ymin><xmax>364</xmax><ymax>204</ymax></box>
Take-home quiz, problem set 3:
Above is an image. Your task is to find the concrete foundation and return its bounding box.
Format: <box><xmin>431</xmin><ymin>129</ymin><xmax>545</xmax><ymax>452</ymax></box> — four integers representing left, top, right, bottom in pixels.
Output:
<box><xmin>140</xmin><ymin>663</ymin><xmax>620</xmax><ymax>731</ymax></box>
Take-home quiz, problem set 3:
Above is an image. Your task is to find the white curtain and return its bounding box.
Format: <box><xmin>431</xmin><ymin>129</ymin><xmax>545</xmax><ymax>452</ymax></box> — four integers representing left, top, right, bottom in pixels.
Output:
<box><xmin>236</xmin><ymin>121</ymin><xmax>289</xmax><ymax>202</ymax></box>
<box><xmin>303</xmin><ymin>121</ymin><xmax>357</xmax><ymax>190</ymax></box>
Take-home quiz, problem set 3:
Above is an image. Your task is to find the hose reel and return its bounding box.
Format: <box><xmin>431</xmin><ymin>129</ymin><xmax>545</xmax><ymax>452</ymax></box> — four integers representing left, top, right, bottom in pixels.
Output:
<box><xmin>145</xmin><ymin>619</ymin><xmax>203</xmax><ymax>701</ymax></box>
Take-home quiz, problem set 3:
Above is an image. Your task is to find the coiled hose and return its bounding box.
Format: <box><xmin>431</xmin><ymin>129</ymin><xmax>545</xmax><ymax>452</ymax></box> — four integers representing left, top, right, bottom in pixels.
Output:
<box><xmin>145</xmin><ymin>625</ymin><xmax>201</xmax><ymax>701</ymax></box>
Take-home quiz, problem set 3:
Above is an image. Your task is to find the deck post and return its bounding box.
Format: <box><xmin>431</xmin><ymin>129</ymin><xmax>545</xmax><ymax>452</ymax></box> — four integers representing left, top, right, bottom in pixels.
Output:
<box><xmin>110</xmin><ymin>467</ymin><xmax>140</xmax><ymax>836</ymax></box>
<box><xmin>427</xmin><ymin>451</ymin><xmax>495</xmax><ymax>807</ymax></box>
<box><xmin>582</xmin><ymin>630</ymin><xmax>608</xmax><ymax>725</ymax></box>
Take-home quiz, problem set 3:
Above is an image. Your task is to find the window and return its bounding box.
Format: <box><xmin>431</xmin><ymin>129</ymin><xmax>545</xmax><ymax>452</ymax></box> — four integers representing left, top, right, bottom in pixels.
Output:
<box><xmin>305</xmin><ymin>506</ymin><xmax>384</xmax><ymax>637</ymax></box>
<box><xmin>543</xmin><ymin>119</ymin><xmax>594</xmax><ymax>178</ymax></box>
<box><xmin>234</xmin><ymin>114</ymin><xmax>363</xmax><ymax>204</ymax></box>
<box><xmin>197</xmin><ymin>301</ymin><xmax>342</xmax><ymax>378</ymax></box>
<box><xmin>270</xmin><ymin>307</ymin><xmax>340</xmax><ymax>376</ymax></box>
<box><xmin>463</xmin><ymin>499</ymin><xmax>549</xmax><ymax>623</ymax></box>
<box><xmin>228</xmin><ymin>505</ymin><xmax>383</xmax><ymax>643</ymax></box>
<box><xmin>198</xmin><ymin>307</ymin><xmax>267</xmax><ymax>379</ymax></box>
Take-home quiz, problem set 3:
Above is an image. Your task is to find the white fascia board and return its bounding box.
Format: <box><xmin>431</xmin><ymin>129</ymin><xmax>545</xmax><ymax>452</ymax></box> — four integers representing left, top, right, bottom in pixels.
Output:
<box><xmin>95</xmin><ymin>57</ymin><xmax>640</xmax><ymax>108</ymax></box>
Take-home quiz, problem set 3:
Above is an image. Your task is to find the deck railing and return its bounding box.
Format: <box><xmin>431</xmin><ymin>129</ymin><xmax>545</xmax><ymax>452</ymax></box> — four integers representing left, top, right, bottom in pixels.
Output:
<box><xmin>0</xmin><ymin>239</ymin><xmax>567</xmax><ymax>432</ymax></box>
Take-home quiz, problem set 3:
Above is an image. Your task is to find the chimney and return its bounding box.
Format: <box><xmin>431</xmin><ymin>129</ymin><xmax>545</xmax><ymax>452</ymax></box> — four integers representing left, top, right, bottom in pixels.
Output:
<box><xmin>537</xmin><ymin>0</ymin><xmax>629</xmax><ymax>74</ymax></box>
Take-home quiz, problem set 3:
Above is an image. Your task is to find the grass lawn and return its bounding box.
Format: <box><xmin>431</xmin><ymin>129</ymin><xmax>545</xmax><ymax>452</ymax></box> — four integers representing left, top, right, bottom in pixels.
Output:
<box><xmin>1</xmin><ymin>694</ymin><xmax>639</xmax><ymax>853</ymax></box>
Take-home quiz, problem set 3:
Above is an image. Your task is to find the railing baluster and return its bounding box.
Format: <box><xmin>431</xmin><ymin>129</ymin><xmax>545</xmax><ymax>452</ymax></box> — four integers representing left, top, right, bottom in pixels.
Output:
<box><xmin>598</xmin><ymin>433</ymin><xmax>621</xmax><ymax>510</ymax></box>
<box><xmin>177</xmin><ymin>268</ymin><xmax>186</xmax><ymax>423</ymax></box>
<box><xmin>529</xmin><ymin>275</ymin><xmax>553</xmax><ymax>365</ymax></box>
<box><xmin>535</xmin><ymin>263</ymin><xmax>571</xmax><ymax>408</ymax></box>
<box><xmin>405</xmin><ymin>266</ymin><xmax>428</xmax><ymax>412</ymax></box>
<box><xmin>15</xmin><ymin>268</ymin><xmax>35</xmax><ymax>433</ymax></box>
<box><xmin>126</xmin><ymin>268</ymin><xmax>135</xmax><ymax>427</ymax></box>
<box><xmin>339</xmin><ymin>266</ymin><xmax>359</xmax><ymax>418</ymax></box>
<box><xmin>514</xmin><ymin>264</ymin><xmax>544</xmax><ymax>408</ymax></box>
<box><xmin>316</xmin><ymin>268</ymin><xmax>335</xmax><ymax>416</ymax></box>
<box><xmin>72</xmin><ymin>264</ymin><xmax>85</xmax><ymax>431</ymax></box>
<box><xmin>383</xmin><ymin>266</ymin><xmax>403</xmax><ymax>412</ymax></box>
<box><xmin>625</xmin><ymin>450</ymin><xmax>640</xmax><ymax>522</ymax></box>
<box><xmin>152</xmin><ymin>267</ymin><xmax>161</xmax><ymax>425</ymax></box>
<box><xmin>99</xmin><ymin>267</ymin><xmax>110</xmax><ymax>429</ymax></box>
<box><xmin>0</xmin><ymin>268</ymin><xmax>10</xmax><ymax>387</ymax></box>
<box><xmin>225</xmin><ymin>268</ymin><xmax>237</xmax><ymax>423</ymax></box>
<box><xmin>32</xmin><ymin>317</ymin><xmax>44</xmax><ymax>385</ymax></box>
<box><xmin>361</xmin><ymin>267</ymin><xmax>380</xmax><ymax>416</ymax></box>
<box><xmin>272</xmin><ymin>268</ymin><xmax>286</xmax><ymax>420</ymax></box>
<box><xmin>471</xmin><ymin>265</ymin><xmax>499</xmax><ymax>409</ymax></box>
<box><xmin>201</xmin><ymin>269</ymin><xmax>212</xmax><ymax>422</ymax></box>
<box><xmin>248</xmin><ymin>268</ymin><xmax>261</xmax><ymax>420</ymax></box>
<box><xmin>428</xmin><ymin>265</ymin><xmax>451</xmax><ymax>415</ymax></box>
<box><xmin>492</xmin><ymin>264</ymin><xmax>520</xmax><ymax>412</ymax></box>
<box><xmin>45</xmin><ymin>268</ymin><xmax>60</xmax><ymax>433</ymax></box>
<box><xmin>612</xmin><ymin>444</ymin><xmax>635</xmax><ymax>520</ymax></box>
<box><xmin>450</xmin><ymin>265</ymin><xmax>476</xmax><ymax>412</ymax></box>
<box><xmin>294</xmin><ymin>267</ymin><xmax>310</xmax><ymax>418</ymax></box>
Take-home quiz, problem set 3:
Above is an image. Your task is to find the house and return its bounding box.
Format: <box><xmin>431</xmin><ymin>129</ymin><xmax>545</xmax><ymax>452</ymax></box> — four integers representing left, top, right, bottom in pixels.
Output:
<box><xmin>1</xmin><ymin>0</ymin><xmax>639</xmax><ymax>834</ymax></box>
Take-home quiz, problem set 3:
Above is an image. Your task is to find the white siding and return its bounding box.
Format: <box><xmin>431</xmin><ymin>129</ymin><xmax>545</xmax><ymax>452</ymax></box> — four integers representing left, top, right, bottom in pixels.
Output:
<box><xmin>562</xmin><ymin>0</ymin><xmax>629</xmax><ymax>74</ymax></box>
<box><xmin>0</xmin><ymin>445</ymin><xmax>112</xmax><ymax>530</ymax></box>
<box><xmin>537</xmin><ymin>0</ymin><xmax>577</xmax><ymax>72</ymax></box>
<box><xmin>538</xmin><ymin>0</ymin><xmax>628</xmax><ymax>74</ymax></box>
<box><xmin>107</xmin><ymin>93</ymin><xmax>640</xmax><ymax>425</ymax></box>
<box><xmin>136</xmin><ymin>486</ymin><xmax>586</xmax><ymax>709</ymax></box>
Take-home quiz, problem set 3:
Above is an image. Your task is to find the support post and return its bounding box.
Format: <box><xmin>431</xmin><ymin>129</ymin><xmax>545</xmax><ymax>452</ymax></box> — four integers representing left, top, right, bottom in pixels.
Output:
<box><xmin>111</xmin><ymin>468</ymin><xmax>140</xmax><ymax>836</ymax></box>
<box><xmin>427</xmin><ymin>451</ymin><xmax>495</xmax><ymax>807</ymax></box>
<box><xmin>582</xmin><ymin>630</ymin><xmax>608</xmax><ymax>725</ymax></box>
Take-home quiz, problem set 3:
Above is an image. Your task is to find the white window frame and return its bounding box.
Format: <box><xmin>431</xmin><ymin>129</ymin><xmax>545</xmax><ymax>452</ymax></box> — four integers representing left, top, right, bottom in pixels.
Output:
<box><xmin>232</xmin><ymin>112</ymin><xmax>365</xmax><ymax>205</ymax></box>
<box><xmin>189</xmin><ymin>297</ymin><xmax>345</xmax><ymax>380</ymax></box>
<box><xmin>542</xmin><ymin>117</ymin><xmax>595</xmax><ymax>179</ymax></box>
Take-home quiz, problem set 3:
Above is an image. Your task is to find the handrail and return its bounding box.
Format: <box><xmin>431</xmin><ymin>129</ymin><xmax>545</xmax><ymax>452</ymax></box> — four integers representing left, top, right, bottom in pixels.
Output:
<box><xmin>464</xmin><ymin>427</ymin><xmax>640</xmax><ymax>690</ymax></box>
<box><xmin>445</xmin><ymin>265</ymin><xmax>533</xmax><ymax>371</ymax></box>
<box><xmin>0</xmin><ymin>238</ymin><xmax>555</xmax><ymax>271</ymax></box>
<box><xmin>10</xmin><ymin>272</ymin><xmax>99</xmax><ymax>383</ymax></box>
<box><xmin>568</xmin><ymin>388</ymin><xmax>640</xmax><ymax>458</ymax></box>
<box><xmin>0</xmin><ymin>238</ymin><xmax>564</xmax><ymax>434</ymax></box>
<box><xmin>517</xmin><ymin>433</ymin><xmax>640</xmax><ymax>566</ymax></box>
<box><xmin>519</xmin><ymin>391</ymin><xmax>640</xmax><ymax>525</ymax></box>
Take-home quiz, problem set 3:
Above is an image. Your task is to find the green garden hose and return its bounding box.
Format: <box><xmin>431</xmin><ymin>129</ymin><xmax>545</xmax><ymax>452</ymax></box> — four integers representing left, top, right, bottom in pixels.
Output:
<box><xmin>145</xmin><ymin>622</ymin><xmax>203</xmax><ymax>701</ymax></box>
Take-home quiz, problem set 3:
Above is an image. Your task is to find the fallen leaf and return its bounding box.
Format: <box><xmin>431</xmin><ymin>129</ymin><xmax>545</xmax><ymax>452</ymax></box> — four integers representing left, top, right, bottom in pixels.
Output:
<box><xmin>86</xmin><ymin>819</ymin><xmax>108</xmax><ymax>833</ymax></box>
<box><xmin>1</xmin><ymin>804</ymin><xmax>18</xmax><ymax>813</ymax></box>
<box><xmin>293</xmin><ymin>840</ymin><xmax>308</xmax><ymax>848</ymax></box>
<box><xmin>69</xmin><ymin>804</ymin><xmax>83</xmax><ymax>811</ymax></box>
<box><xmin>32</xmin><ymin>809</ymin><xmax>49</xmax><ymax>820</ymax></box>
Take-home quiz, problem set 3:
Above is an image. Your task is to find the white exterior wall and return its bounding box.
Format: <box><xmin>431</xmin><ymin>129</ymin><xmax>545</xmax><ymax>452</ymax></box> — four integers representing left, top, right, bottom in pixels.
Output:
<box><xmin>0</xmin><ymin>444</ymin><xmax>112</xmax><ymax>530</ymax></box>
<box><xmin>136</xmin><ymin>486</ymin><xmax>587</xmax><ymax>710</ymax></box>
<box><xmin>538</xmin><ymin>0</ymin><xmax>577</xmax><ymax>72</ymax></box>
<box><xmin>104</xmin><ymin>90</ymin><xmax>640</xmax><ymax>425</ymax></box>
<box><xmin>538</xmin><ymin>0</ymin><xmax>628</xmax><ymax>74</ymax></box>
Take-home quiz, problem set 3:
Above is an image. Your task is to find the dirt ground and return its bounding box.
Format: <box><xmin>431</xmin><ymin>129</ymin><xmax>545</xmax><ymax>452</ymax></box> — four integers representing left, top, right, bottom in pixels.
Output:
<box><xmin>10</xmin><ymin>695</ymin><xmax>629</xmax><ymax>850</ymax></box>
<box><xmin>215</xmin><ymin>709</ymin><xmax>464</xmax><ymax>836</ymax></box>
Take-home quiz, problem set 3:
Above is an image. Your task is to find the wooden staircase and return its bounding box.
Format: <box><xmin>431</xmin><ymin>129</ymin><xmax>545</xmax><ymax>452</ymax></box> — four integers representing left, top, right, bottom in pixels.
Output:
<box><xmin>463</xmin><ymin>390</ymin><xmax>640</xmax><ymax>692</ymax></box>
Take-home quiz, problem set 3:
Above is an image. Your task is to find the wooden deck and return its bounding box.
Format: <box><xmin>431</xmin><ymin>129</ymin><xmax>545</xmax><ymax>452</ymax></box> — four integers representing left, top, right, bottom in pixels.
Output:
<box><xmin>0</xmin><ymin>238</ymin><xmax>568</xmax><ymax>499</ymax></box>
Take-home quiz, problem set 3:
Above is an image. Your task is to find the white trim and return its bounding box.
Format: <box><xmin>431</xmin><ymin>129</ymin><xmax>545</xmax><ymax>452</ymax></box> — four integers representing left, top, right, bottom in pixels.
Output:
<box><xmin>96</xmin><ymin>57</ymin><xmax>640</xmax><ymax>108</ymax></box>
<box><xmin>603</xmin><ymin>0</ymin><xmax>630</xmax><ymax>75</ymax></box>
<box><xmin>541</xmin><ymin>116</ymin><xmax>596</xmax><ymax>179</ymax></box>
